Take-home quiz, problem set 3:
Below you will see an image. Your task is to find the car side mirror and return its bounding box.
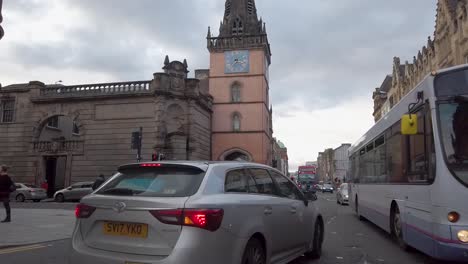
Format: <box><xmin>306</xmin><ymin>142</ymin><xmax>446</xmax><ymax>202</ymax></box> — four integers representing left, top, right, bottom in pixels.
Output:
<box><xmin>67</xmin><ymin>187</ymin><xmax>73</xmax><ymax>190</ymax></box>
<box><xmin>305</xmin><ymin>192</ymin><xmax>317</xmax><ymax>201</ymax></box>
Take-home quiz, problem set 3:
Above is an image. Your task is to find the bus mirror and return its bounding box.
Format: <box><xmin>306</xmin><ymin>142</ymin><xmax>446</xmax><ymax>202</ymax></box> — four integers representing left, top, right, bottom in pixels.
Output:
<box><xmin>401</xmin><ymin>114</ymin><xmax>418</xmax><ymax>135</ymax></box>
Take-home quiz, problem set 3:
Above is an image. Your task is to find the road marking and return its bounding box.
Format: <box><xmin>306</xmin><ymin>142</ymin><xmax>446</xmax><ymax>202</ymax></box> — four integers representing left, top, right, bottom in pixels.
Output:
<box><xmin>0</xmin><ymin>244</ymin><xmax>47</xmax><ymax>255</ymax></box>
<box><xmin>326</xmin><ymin>216</ymin><xmax>337</xmax><ymax>225</ymax></box>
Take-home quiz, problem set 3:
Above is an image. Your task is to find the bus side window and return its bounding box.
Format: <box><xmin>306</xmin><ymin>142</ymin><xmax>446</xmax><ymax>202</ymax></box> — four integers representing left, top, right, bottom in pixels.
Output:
<box><xmin>406</xmin><ymin>108</ymin><xmax>429</xmax><ymax>183</ymax></box>
<box><xmin>387</xmin><ymin>121</ymin><xmax>405</xmax><ymax>183</ymax></box>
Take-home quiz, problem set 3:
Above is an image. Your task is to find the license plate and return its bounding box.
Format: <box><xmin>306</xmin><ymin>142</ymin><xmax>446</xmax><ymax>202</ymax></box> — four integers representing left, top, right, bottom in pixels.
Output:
<box><xmin>103</xmin><ymin>222</ymin><xmax>148</xmax><ymax>238</ymax></box>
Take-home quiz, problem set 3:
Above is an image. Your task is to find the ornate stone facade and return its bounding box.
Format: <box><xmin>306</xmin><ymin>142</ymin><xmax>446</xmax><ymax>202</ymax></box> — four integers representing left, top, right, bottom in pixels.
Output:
<box><xmin>373</xmin><ymin>0</ymin><xmax>468</xmax><ymax>122</ymax></box>
<box><xmin>0</xmin><ymin>58</ymin><xmax>212</xmax><ymax>194</ymax></box>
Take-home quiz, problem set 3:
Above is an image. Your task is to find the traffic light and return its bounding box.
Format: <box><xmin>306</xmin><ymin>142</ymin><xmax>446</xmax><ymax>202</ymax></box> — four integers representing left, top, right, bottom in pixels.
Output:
<box><xmin>131</xmin><ymin>131</ymin><xmax>141</xmax><ymax>150</ymax></box>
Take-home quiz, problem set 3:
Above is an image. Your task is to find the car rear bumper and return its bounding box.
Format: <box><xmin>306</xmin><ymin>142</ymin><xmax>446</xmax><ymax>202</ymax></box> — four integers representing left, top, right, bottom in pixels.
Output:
<box><xmin>70</xmin><ymin>224</ymin><xmax>248</xmax><ymax>264</ymax></box>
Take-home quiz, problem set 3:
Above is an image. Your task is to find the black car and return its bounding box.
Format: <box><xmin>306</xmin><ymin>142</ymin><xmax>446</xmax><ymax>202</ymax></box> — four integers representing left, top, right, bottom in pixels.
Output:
<box><xmin>322</xmin><ymin>184</ymin><xmax>334</xmax><ymax>193</ymax></box>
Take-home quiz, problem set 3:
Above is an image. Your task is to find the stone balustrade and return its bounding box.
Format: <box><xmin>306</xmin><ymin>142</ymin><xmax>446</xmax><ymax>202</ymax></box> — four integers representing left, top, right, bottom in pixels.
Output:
<box><xmin>39</xmin><ymin>81</ymin><xmax>152</xmax><ymax>98</ymax></box>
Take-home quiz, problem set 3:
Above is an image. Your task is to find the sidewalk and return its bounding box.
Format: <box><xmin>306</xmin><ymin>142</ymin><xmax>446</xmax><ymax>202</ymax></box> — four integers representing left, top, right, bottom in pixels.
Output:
<box><xmin>0</xmin><ymin>209</ymin><xmax>76</xmax><ymax>247</ymax></box>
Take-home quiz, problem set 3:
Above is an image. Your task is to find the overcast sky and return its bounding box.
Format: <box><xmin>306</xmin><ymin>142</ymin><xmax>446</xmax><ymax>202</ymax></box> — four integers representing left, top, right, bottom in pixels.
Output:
<box><xmin>1</xmin><ymin>0</ymin><xmax>438</xmax><ymax>171</ymax></box>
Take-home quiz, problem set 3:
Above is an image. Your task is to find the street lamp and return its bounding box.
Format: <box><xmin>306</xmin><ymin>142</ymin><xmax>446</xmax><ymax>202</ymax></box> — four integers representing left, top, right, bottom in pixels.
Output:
<box><xmin>0</xmin><ymin>0</ymin><xmax>4</xmax><ymax>40</ymax></box>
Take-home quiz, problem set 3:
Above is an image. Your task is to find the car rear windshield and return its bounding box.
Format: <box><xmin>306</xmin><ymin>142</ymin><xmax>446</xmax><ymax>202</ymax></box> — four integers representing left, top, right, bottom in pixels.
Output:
<box><xmin>97</xmin><ymin>166</ymin><xmax>205</xmax><ymax>197</ymax></box>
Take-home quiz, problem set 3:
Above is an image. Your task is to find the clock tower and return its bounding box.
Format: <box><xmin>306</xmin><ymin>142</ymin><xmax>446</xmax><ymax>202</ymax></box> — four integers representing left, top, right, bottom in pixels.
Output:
<box><xmin>207</xmin><ymin>0</ymin><xmax>272</xmax><ymax>164</ymax></box>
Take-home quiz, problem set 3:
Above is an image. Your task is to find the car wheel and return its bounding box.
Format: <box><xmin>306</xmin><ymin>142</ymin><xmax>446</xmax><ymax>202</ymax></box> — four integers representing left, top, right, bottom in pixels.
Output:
<box><xmin>15</xmin><ymin>194</ymin><xmax>25</xmax><ymax>203</ymax></box>
<box><xmin>391</xmin><ymin>205</ymin><xmax>409</xmax><ymax>251</ymax></box>
<box><xmin>33</xmin><ymin>199</ymin><xmax>41</xmax><ymax>203</ymax></box>
<box><xmin>241</xmin><ymin>238</ymin><xmax>266</xmax><ymax>264</ymax></box>
<box><xmin>305</xmin><ymin>218</ymin><xmax>324</xmax><ymax>259</ymax></box>
<box><xmin>55</xmin><ymin>194</ymin><xmax>65</xmax><ymax>203</ymax></box>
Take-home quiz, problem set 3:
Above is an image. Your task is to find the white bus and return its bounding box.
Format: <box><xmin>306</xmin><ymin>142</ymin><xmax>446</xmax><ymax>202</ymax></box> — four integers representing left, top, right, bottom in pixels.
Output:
<box><xmin>349</xmin><ymin>64</ymin><xmax>468</xmax><ymax>261</ymax></box>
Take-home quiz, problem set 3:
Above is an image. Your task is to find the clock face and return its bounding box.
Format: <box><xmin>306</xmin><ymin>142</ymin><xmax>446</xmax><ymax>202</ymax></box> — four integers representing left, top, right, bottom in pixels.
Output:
<box><xmin>225</xmin><ymin>50</ymin><xmax>250</xmax><ymax>74</ymax></box>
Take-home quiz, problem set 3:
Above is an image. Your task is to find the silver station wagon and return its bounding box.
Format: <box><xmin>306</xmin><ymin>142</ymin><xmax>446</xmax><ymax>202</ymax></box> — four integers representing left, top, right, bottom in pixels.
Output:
<box><xmin>70</xmin><ymin>161</ymin><xmax>324</xmax><ymax>264</ymax></box>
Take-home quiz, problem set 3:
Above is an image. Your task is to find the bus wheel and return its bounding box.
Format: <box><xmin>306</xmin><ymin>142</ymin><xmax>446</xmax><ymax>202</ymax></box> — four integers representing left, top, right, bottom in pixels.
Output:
<box><xmin>355</xmin><ymin>197</ymin><xmax>364</xmax><ymax>221</ymax></box>
<box><xmin>391</xmin><ymin>205</ymin><xmax>409</xmax><ymax>251</ymax></box>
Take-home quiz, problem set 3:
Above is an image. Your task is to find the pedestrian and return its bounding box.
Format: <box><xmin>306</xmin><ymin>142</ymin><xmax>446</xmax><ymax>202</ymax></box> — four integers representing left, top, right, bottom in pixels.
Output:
<box><xmin>0</xmin><ymin>165</ymin><xmax>15</xmax><ymax>223</ymax></box>
<box><xmin>41</xmin><ymin>180</ymin><xmax>48</xmax><ymax>192</ymax></box>
<box><xmin>92</xmin><ymin>174</ymin><xmax>105</xmax><ymax>190</ymax></box>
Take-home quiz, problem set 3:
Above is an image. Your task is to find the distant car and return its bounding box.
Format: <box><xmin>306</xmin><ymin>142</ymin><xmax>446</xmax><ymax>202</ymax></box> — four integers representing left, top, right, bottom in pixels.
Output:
<box><xmin>336</xmin><ymin>183</ymin><xmax>349</xmax><ymax>205</ymax></box>
<box><xmin>10</xmin><ymin>183</ymin><xmax>47</xmax><ymax>202</ymax></box>
<box><xmin>315</xmin><ymin>184</ymin><xmax>324</xmax><ymax>191</ymax></box>
<box><xmin>54</xmin><ymin>182</ymin><xmax>94</xmax><ymax>203</ymax></box>
<box><xmin>322</xmin><ymin>184</ymin><xmax>334</xmax><ymax>193</ymax></box>
<box><xmin>69</xmin><ymin>161</ymin><xmax>325</xmax><ymax>264</ymax></box>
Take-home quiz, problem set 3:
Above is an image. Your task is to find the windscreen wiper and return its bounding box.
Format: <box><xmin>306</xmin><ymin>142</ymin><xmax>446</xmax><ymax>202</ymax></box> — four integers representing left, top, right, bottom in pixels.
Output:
<box><xmin>100</xmin><ymin>188</ymin><xmax>137</xmax><ymax>196</ymax></box>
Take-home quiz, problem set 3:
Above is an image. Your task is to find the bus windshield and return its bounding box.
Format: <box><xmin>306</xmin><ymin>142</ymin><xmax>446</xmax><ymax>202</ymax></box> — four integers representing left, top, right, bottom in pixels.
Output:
<box><xmin>298</xmin><ymin>174</ymin><xmax>316</xmax><ymax>182</ymax></box>
<box><xmin>435</xmin><ymin>69</ymin><xmax>468</xmax><ymax>186</ymax></box>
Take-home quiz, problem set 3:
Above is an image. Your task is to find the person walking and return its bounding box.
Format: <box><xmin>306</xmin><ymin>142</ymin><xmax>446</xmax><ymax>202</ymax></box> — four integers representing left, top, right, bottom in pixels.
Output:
<box><xmin>0</xmin><ymin>165</ymin><xmax>14</xmax><ymax>223</ymax></box>
<box><xmin>92</xmin><ymin>174</ymin><xmax>105</xmax><ymax>190</ymax></box>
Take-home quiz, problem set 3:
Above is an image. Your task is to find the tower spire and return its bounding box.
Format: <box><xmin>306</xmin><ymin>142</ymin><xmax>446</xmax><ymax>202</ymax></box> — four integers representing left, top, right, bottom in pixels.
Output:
<box><xmin>219</xmin><ymin>0</ymin><xmax>262</xmax><ymax>37</ymax></box>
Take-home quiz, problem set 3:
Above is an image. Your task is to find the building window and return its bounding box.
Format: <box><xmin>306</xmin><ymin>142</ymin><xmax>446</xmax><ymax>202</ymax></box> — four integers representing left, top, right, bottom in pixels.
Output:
<box><xmin>1</xmin><ymin>98</ymin><xmax>15</xmax><ymax>123</ymax></box>
<box><xmin>47</xmin><ymin>116</ymin><xmax>59</xmax><ymax>128</ymax></box>
<box><xmin>233</xmin><ymin>113</ymin><xmax>241</xmax><ymax>132</ymax></box>
<box><xmin>247</xmin><ymin>0</ymin><xmax>254</xmax><ymax>15</ymax></box>
<box><xmin>72</xmin><ymin>121</ymin><xmax>80</xmax><ymax>135</ymax></box>
<box><xmin>232</xmin><ymin>18</ymin><xmax>243</xmax><ymax>35</ymax></box>
<box><xmin>225</xmin><ymin>0</ymin><xmax>231</xmax><ymax>17</ymax></box>
<box><xmin>231</xmin><ymin>83</ymin><xmax>241</xmax><ymax>102</ymax></box>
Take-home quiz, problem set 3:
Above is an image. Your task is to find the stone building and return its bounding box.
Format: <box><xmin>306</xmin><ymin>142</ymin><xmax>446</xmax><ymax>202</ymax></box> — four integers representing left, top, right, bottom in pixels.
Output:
<box><xmin>373</xmin><ymin>0</ymin><xmax>468</xmax><ymax>122</ymax></box>
<box><xmin>272</xmin><ymin>139</ymin><xmax>289</xmax><ymax>175</ymax></box>
<box><xmin>317</xmin><ymin>148</ymin><xmax>334</xmax><ymax>183</ymax></box>
<box><xmin>317</xmin><ymin>144</ymin><xmax>350</xmax><ymax>184</ymax></box>
<box><xmin>333</xmin><ymin>143</ymin><xmax>351</xmax><ymax>183</ymax></box>
<box><xmin>0</xmin><ymin>58</ymin><xmax>212</xmax><ymax>195</ymax></box>
<box><xmin>206</xmin><ymin>0</ymin><xmax>273</xmax><ymax>164</ymax></box>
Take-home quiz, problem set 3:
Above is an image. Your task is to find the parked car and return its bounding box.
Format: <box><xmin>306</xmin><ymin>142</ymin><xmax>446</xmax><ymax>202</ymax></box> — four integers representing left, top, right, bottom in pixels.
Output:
<box><xmin>54</xmin><ymin>182</ymin><xmax>94</xmax><ymax>203</ymax></box>
<box><xmin>10</xmin><ymin>183</ymin><xmax>47</xmax><ymax>202</ymax></box>
<box><xmin>336</xmin><ymin>183</ymin><xmax>349</xmax><ymax>205</ymax></box>
<box><xmin>322</xmin><ymin>184</ymin><xmax>334</xmax><ymax>193</ymax></box>
<box><xmin>69</xmin><ymin>161</ymin><xmax>324</xmax><ymax>264</ymax></box>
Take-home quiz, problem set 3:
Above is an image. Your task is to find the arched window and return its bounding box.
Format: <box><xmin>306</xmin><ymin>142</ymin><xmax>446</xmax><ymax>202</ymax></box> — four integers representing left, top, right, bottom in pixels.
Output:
<box><xmin>233</xmin><ymin>113</ymin><xmax>241</xmax><ymax>132</ymax></box>
<box><xmin>232</xmin><ymin>17</ymin><xmax>243</xmax><ymax>35</ymax></box>
<box><xmin>231</xmin><ymin>83</ymin><xmax>241</xmax><ymax>102</ymax></box>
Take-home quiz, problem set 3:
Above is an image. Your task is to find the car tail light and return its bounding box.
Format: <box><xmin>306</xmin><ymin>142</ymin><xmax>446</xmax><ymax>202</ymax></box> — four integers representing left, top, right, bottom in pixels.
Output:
<box><xmin>150</xmin><ymin>209</ymin><xmax>224</xmax><ymax>232</ymax></box>
<box><xmin>140</xmin><ymin>163</ymin><xmax>162</xmax><ymax>167</ymax></box>
<box><xmin>75</xmin><ymin>204</ymin><xmax>96</xmax><ymax>219</ymax></box>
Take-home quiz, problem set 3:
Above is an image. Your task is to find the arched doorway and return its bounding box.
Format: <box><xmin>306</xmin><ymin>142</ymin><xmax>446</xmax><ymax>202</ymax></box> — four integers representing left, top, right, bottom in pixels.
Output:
<box><xmin>34</xmin><ymin>115</ymin><xmax>82</xmax><ymax>197</ymax></box>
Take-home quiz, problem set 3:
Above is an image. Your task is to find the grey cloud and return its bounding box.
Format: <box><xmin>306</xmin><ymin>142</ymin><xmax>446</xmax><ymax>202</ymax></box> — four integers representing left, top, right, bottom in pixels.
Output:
<box><xmin>5</xmin><ymin>0</ymin><xmax>437</xmax><ymax>108</ymax></box>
